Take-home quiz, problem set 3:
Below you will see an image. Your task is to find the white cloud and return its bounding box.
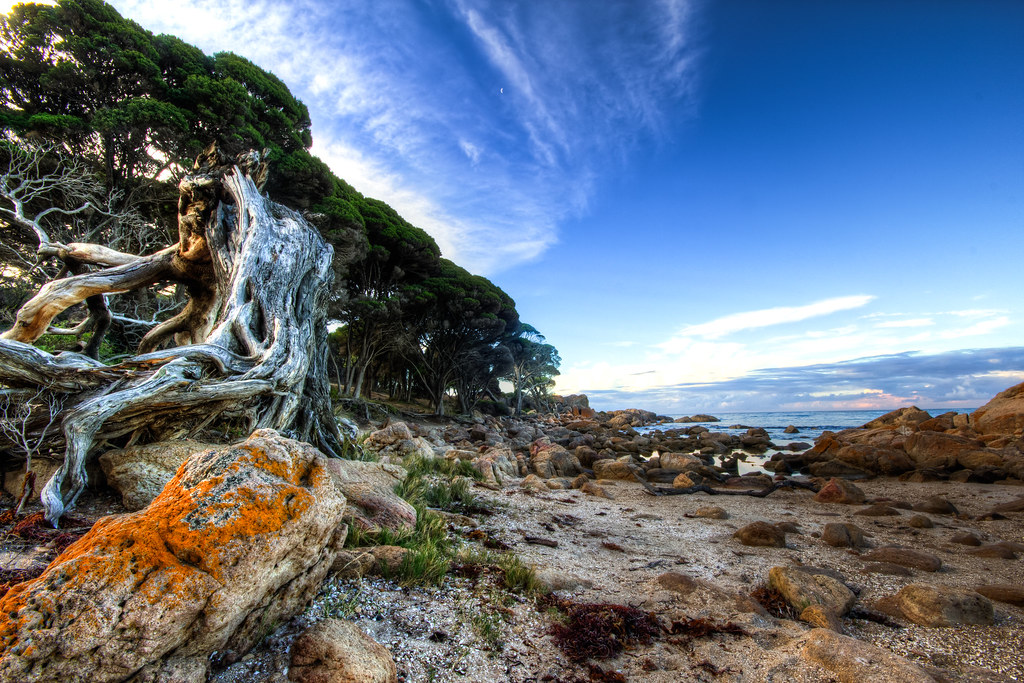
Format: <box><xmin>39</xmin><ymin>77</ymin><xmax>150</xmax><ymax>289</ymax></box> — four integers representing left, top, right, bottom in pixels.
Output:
<box><xmin>875</xmin><ymin>318</ymin><xmax>935</xmax><ymax>328</ymax></box>
<box><xmin>658</xmin><ymin>295</ymin><xmax>875</xmax><ymax>348</ymax></box>
<box><xmin>458</xmin><ymin>139</ymin><xmax>482</xmax><ymax>164</ymax></box>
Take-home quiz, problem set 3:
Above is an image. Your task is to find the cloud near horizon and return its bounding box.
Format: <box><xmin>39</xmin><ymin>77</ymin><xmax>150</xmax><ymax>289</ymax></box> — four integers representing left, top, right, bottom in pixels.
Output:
<box><xmin>109</xmin><ymin>0</ymin><xmax>702</xmax><ymax>275</ymax></box>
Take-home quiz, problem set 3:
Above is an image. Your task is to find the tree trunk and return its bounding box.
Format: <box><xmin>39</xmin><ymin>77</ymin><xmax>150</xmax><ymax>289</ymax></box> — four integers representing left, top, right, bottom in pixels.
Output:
<box><xmin>0</xmin><ymin>147</ymin><xmax>344</xmax><ymax>526</ymax></box>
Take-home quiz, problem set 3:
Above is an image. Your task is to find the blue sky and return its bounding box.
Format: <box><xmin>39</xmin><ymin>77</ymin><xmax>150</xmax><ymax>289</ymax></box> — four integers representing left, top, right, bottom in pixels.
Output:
<box><xmin>99</xmin><ymin>0</ymin><xmax>1024</xmax><ymax>413</ymax></box>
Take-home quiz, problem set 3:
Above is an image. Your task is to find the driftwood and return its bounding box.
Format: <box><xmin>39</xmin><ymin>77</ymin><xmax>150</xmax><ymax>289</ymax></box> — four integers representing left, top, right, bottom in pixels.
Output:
<box><xmin>0</xmin><ymin>147</ymin><xmax>344</xmax><ymax>525</ymax></box>
<box><xmin>638</xmin><ymin>478</ymin><xmax>819</xmax><ymax>498</ymax></box>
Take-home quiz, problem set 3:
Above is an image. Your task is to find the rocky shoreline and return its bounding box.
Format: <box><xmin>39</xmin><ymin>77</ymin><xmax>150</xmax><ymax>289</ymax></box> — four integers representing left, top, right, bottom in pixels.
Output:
<box><xmin>0</xmin><ymin>386</ymin><xmax>1022</xmax><ymax>681</ymax></box>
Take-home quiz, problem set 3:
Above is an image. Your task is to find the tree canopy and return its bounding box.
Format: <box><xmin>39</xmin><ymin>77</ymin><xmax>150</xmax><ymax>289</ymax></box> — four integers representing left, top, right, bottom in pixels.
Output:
<box><xmin>0</xmin><ymin>0</ymin><xmax>560</xmax><ymax>419</ymax></box>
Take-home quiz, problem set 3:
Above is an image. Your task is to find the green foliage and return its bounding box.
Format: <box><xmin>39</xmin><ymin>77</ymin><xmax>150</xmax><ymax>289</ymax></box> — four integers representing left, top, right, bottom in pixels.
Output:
<box><xmin>498</xmin><ymin>553</ymin><xmax>545</xmax><ymax>595</ymax></box>
<box><xmin>402</xmin><ymin>454</ymin><xmax>484</xmax><ymax>482</ymax></box>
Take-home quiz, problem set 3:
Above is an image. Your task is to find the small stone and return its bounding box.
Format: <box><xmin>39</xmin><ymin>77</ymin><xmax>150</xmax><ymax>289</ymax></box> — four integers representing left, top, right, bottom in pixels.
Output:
<box><xmin>290</xmin><ymin>618</ymin><xmax>398</xmax><ymax>683</ymax></box>
<box><xmin>965</xmin><ymin>544</ymin><xmax>1017</xmax><ymax>559</ymax></box>
<box><xmin>692</xmin><ymin>505</ymin><xmax>728</xmax><ymax>519</ymax></box>
<box><xmin>853</xmin><ymin>504</ymin><xmax>900</xmax><ymax>517</ymax></box>
<box><xmin>520</xmin><ymin>474</ymin><xmax>547</xmax><ymax>491</ymax></box>
<box><xmin>861</xmin><ymin>547</ymin><xmax>941</xmax><ymax>572</ymax></box>
<box><xmin>907</xmin><ymin>515</ymin><xmax>933</xmax><ymax>528</ymax></box>
<box><xmin>733</xmin><ymin>521</ymin><xmax>786</xmax><ymax>547</ymax></box>
<box><xmin>657</xmin><ymin>572</ymin><xmax>700</xmax><ymax>596</ymax></box>
<box><xmin>895</xmin><ymin>584</ymin><xmax>994</xmax><ymax>626</ymax></box>
<box><xmin>821</xmin><ymin>522</ymin><xmax>866</xmax><ymax>548</ymax></box>
<box><xmin>951</xmin><ymin>532</ymin><xmax>982</xmax><ymax>546</ymax></box>
<box><xmin>814</xmin><ymin>478</ymin><xmax>866</xmax><ymax>505</ymax></box>
<box><xmin>912</xmin><ymin>495</ymin><xmax>958</xmax><ymax>515</ymax></box>
<box><xmin>973</xmin><ymin>584</ymin><xmax>1024</xmax><ymax>607</ymax></box>
<box><xmin>580</xmin><ymin>481</ymin><xmax>613</xmax><ymax>499</ymax></box>
<box><xmin>860</xmin><ymin>562</ymin><xmax>913</xmax><ymax>577</ymax></box>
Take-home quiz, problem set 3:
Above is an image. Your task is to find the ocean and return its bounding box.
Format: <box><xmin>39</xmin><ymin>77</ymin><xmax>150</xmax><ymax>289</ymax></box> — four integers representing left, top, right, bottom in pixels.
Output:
<box><xmin>634</xmin><ymin>408</ymin><xmax>976</xmax><ymax>475</ymax></box>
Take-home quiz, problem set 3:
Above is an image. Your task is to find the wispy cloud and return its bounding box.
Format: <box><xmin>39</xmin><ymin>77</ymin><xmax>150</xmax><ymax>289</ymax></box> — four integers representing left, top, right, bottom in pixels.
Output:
<box><xmin>110</xmin><ymin>0</ymin><xmax>702</xmax><ymax>275</ymax></box>
<box><xmin>874</xmin><ymin>317</ymin><xmax>934</xmax><ymax>329</ymax></box>
<box><xmin>659</xmin><ymin>295</ymin><xmax>875</xmax><ymax>348</ymax></box>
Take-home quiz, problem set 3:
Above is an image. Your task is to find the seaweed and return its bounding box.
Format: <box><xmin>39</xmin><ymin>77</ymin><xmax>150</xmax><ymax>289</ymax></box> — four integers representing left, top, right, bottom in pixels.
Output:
<box><xmin>749</xmin><ymin>582</ymin><xmax>799</xmax><ymax>620</ymax></box>
<box><xmin>666</xmin><ymin>617</ymin><xmax>749</xmax><ymax>646</ymax></box>
<box><xmin>545</xmin><ymin>596</ymin><xmax>661</xmax><ymax>661</ymax></box>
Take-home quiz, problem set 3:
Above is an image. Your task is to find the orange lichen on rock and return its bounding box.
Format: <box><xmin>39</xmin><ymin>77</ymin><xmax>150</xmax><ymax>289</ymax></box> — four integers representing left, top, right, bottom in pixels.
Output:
<box><xmin>0</xmin><ymin>429</ymin><xmax>347</xmax><ymax>683</ymax></box>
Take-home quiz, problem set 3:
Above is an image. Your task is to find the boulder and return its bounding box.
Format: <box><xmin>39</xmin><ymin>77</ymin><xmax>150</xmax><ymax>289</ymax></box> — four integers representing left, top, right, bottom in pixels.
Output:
<box><xmin>834</xmin><ymin>443</ymin><xmax>913</xmax><ymax>475</ymax></box>
<box><xmin>971</xmin><ymin>381</ymin><xmax>1024</xmax><ymax>435</ymax></box>
<box><xmin>861</xmin><ymin>547</ymin><xmax>942</xmax><ymax>572</ymax></box>
<box><xmin>769</xmin><ymin>566</ymin><xmax>855</xmax><ymax>616</ymax></box>
<box><xmin>529</xmin><ymin>440</ymin><xmax>582</xmax><ymax>479</ymax></box>
<box><xmin>289</xmin><ymin>618</ymin><xmax>397</xmax><ymax>683</ymax></box>
<box><xmin>98</xmin><ymin>439</ymin><xmax>220</xmax><ymax>511</ymax></box>
<box><xmin>895</xmin><ymin>584</ymin><xmax>994</xmax><ymax>626</ymax></box>
<box><xmin>361</xmin><ymin>422</ymin><xmax>435</xmax><ymax>460</ymax></box>
<box><xmin>904</xmin><ymin>431</ymin><xmax>989</xmax><ymax>469</ymax></box>
<box><xmin>814</xmin><ymin>478</ymin><xmax>866</xmax><ymax>505</ymax></box>
<box><xmin>733</xmin><ymin>521</ymin><xmax>786</xmax><ymax>548</ymax></box>
<box><xmin>0</xmin><ymin>430</ymin><xmax>348</xmax><ymax>682</ymax></box>
<box><xmin>790</xmin><ymin>628</ymin><xmax>937</xmax><ymax>683</ymax></box>
<box><xmin>471</xmin><ymin>446</ymin><xmax>518</xmax><ymax>485</ymax></box>
<box><xmin>592</xmin><ymin>458</ymin><xmax>642</xmax><ymax>482</ymax></box>
<box><xmin>325</xmin><ymin>460</ymin><xmax>416</xmax><ymax>533</ymax></box>
<box><xmin>863</xmin><ymin>406</ymin><xmax>932</xmax><ymax>429</ymax></box>
<box><xmin>659</xmin><ymin>452</ymin><xmax>702</xmax><ymax>471</ymax></box>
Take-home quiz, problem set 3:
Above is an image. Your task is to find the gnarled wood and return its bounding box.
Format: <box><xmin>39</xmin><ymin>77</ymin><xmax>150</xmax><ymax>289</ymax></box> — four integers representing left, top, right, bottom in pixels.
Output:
<box><xmin>0</xmin><ymin>147</ymin><xmax>344</xmax><ymax>525</ymax></box>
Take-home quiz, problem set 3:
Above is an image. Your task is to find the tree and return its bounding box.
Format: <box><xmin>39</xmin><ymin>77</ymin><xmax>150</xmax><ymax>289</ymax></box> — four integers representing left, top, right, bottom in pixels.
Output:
<box><xmin>503</xmin><ymin>323</ymin><xmax>561</xmax><ymax>416</ymax></box>
<box><xmin>400</xmin><ymin>260</ymin><xmax>518</xmax><ymax>416</ymax></box>
<box><xmin>0</xmin><ymin>146</ymin><xmax>343</xmax><ymax>526</ymax></box>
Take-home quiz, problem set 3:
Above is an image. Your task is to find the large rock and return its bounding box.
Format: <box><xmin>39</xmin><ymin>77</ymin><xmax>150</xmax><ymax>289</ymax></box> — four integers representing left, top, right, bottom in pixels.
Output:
<box><xmin>469</xmin><ymin>446</ymin><xmax>519</xmax><ymax>485</ymax></box>
<box><xmin>289</xmin><ymin>618</ymin><xmax>397</xmax><ymax>683</ymax></box>
<box><xmin>895</xmin><ymin>584</ymin><xmax>994</xmax><ymax>626</ymax></box>
<box><xmin>790</xmin><ymin>628</ymin><xmax>937</xmax><ymax>683</ymax></box>
<box><xmin>529</xmin><ymin>439</ymin><xmax>582</xmax><ymax>479</ymax></box>
<box><xmin>361</xmin><ymin>422</ymin><xmax>435</xmax><ymax>460</ymax></box>
<box><xmin>769</xmin><ymin>566</ymin><xmax>855</xmax><ymax>616</ymax></box>
<box><xmin>325</xmin><ymin>459</ymin><xmax>416</xmax><ymax>533</ymax></box>
<box><xmin>863</xmin><ymin>406</ymin><xmax>932</xmax><ymax>430</ymax></box>
<box><xmin>98</xmin><ymin>439</ymin><xmax>220</xmax><ymax>511</ymax></box>
<box><xmin>903</xmin><ymin>431</ymin><xmax>989</xmax><ymax>469</ymax></box>
<box><xmin>0</xmin><ymin>430</ymin><xmax>348</xmax><ymax>682</ymax></box>
<box><xmin>659</xmin><ymin>452</ymin><xmax>703</xmax><ymax>471</ymax></box>
<box><xmin>592</xmin><ymin>458</ymin><xmax>642</xmax><ymax>482</ymax></box>
<box><xmin>971</xmin><ymin>381</ymin><xmax>1024</xmax><ymax>435</ymax></box>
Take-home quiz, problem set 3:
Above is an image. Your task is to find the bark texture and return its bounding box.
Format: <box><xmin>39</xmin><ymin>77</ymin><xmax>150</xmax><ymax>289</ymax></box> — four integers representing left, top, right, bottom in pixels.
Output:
<box><xmin>0</xmin><ymin>147</ymin><xmax>343</xmax><ymax>525</ymax></box>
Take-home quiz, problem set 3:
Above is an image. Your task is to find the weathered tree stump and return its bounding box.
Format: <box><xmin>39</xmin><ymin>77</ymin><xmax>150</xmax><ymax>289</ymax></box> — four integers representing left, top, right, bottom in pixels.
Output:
<box><xmin>0</xmin><ymin>147</ymin><xmax>344</xmax><ymax>525</ymax></box>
